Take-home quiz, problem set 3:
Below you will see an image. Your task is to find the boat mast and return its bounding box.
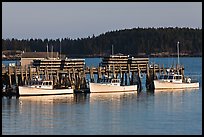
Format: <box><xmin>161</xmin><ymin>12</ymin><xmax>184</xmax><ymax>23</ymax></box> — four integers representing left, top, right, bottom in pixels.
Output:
<box><xmin>51</xmin><ymin>45</ymin><xmax>53</xmax><ymax>80</ymax></box>
<box><xmin>45</xmin><ymin>43</ymin><xmax>49</xmax><ymax>80</ymax></box>
<box><xmin>177</xmin><ymin>41</ymin><xmax>180</xmax><ymax>74</ymax></box>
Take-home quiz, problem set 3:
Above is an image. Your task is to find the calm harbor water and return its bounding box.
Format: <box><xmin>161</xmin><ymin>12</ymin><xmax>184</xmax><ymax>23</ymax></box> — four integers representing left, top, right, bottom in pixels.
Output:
<box><xmin>2</xmin><ymin>57</ymin><xmax>202</xmax><ymax>135</ymax></box>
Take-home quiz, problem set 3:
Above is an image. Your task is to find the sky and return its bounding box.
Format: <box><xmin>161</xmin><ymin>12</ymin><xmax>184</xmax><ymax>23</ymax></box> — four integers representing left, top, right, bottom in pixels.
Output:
<box><xmin>2</xmin><ymin>2</ymin><xmax>202</xmax><ymax>40</ymax></box>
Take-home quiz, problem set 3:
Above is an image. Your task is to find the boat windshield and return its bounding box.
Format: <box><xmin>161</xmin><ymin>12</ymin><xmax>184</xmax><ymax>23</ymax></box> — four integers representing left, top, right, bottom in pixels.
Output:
<box><xmin>42</xmin><ymin>81</ymin><xmax>53</xmax><ymax>85</ymax></box>
<box><xmin>112</xmin><ymin>79</ymin><xmax>120</xmax><ymax>83</ymax></box>
<box><xmin>164</xmin><ymin>75</ymin><xmax>168</xmax><ymax>79</ymax></box>
<box><xmin>31</xmin><ymin>80</ymin><xmax>42</xmax><ymax>85</ymax></box>
<box><xmin>101</xmin><ymin>78</ymin><xmax>111</xmax><ymax>83</ymax></box>
<box><xmin>159</xmin><ymin>75</ymin><xmax>164</xmax><ymax>79</ymax></box>
<box><xmin>175</xmin><ymin>75</ymin><xmax>182</xmax><ymax>80</ymax></box>
<box><xmin>168</xmin><ymin>75</ymin><xmax>174</xmax><ymax>79</ymax></box>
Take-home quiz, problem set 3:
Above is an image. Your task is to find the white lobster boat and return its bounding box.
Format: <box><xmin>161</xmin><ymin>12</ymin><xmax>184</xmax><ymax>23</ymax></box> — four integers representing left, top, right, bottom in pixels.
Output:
<box><xmin>19</xmin><ymin>79</ymin><xmax>73</xmax><ymax>96</ymax></box>
<box><xmin>154</xmin><ymin>41</ymin><xmax>199</xmax><ymax>91</ymax></box>
<box><xmin>89</xmin><ymin>78</ymin><xmax>137</xmax><ymax>93</ymax></box>
<box><xmin>154</xmin><ymin>73</ymin><xmax>199</xmax><ymax>90</ymax></box>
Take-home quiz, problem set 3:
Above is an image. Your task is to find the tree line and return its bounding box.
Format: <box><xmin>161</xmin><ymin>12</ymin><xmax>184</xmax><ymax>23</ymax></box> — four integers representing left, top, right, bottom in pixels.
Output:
<box><xmin>2</xmin><ymin>27</ymin><xmax>202</xmax><ymax>57</ymax></box>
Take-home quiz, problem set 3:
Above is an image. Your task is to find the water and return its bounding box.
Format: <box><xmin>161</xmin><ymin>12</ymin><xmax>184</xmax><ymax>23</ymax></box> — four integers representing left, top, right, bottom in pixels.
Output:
<box><xmin>2</xmin><ymin>57</ymin><xmax>202</xmax><ymax>135</ymax></box>
<box><xmin>2</xmin><ymin>60</ymin><xmax>20</xmax><ymax>66</ymax></box>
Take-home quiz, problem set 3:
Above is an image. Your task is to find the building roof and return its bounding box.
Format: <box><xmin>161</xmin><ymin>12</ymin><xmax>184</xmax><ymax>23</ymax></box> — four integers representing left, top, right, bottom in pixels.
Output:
<box><xmin>21</xmin><ymin>52</ymin><xmax>59</xmax><ymax>58</ymax></box>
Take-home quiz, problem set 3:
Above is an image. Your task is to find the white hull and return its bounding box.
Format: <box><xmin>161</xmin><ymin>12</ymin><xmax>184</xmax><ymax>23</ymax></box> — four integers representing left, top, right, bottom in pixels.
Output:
<box><xmin>89</xmin><ymin>82</ymin><xmax>137</xmax><ymax>93</ymax></box>
<box><xmin>154</xmin><ymin>80</ymin><xmax>199</xmax><ymax>90</ymax></box>
<box><xmin>19</xmin><ymin>86</ymin><xmax>74</xmax><ymax>96</ymax></box>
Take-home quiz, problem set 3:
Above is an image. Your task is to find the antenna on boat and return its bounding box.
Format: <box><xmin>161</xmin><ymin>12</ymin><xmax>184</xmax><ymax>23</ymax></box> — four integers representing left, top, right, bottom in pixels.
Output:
<box><xmin>51</xmin><ymin>45</ymin><xmax>53</xmax><ymax>80</ymax></box>
<box><xmin>177</xmin><ymin>41</ymin><xmax>180</xmax><ymax>75</ymax></box>
<box><xmin>177</xmin><ymin>41</ymin><xmax>180</xmax><ymax>66</ymax></box>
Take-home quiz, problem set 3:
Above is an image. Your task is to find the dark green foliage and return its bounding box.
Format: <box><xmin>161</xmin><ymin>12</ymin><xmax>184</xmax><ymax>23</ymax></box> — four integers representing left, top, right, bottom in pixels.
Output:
<box><xmin>2</xmin><ymin>27</ymin><xmax>202</xmax><ymax>57</ymax></box>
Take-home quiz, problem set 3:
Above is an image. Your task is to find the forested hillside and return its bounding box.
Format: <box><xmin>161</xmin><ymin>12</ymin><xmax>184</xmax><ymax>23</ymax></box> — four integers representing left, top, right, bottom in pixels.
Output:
<box><xmin>2</xmin><ymin>27</ymin><xmax>202</xmax><ymax>57</ymax></box>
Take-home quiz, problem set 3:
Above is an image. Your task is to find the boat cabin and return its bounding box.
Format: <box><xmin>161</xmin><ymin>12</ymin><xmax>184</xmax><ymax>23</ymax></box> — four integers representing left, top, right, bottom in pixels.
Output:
<box><xmin>111</xmin><ymin>79</ymin><xmax>121</xmax><ymax>86</ymax></box>
<box><xmin>159</xmin><ymin>73</ymin><xmax>182</xmax><ymax>83</ymax></box>
<box><xmin>99</xmin><ymin>78</ymin><xmax>121</xmax><ymax>86</ymax></box>
<box><xmin>30</xmin><ymin>80</ymin><xmax>53</xmax><ymax>89</ymax></box>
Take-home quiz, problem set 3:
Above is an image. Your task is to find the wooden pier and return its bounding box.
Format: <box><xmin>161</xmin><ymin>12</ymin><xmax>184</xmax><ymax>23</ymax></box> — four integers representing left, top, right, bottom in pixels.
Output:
<box><xmin>2</xmin><ymin>55</ymin><xmax>185</xmax><ymax>97</ymax></box>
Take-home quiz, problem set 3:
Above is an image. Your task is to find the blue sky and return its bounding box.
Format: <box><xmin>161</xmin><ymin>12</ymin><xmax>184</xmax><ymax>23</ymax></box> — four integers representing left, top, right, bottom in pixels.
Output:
<box><xmin>2</xmin><ymin>2</ymin><xmax>202</xmax><ymax>40</ymax></box>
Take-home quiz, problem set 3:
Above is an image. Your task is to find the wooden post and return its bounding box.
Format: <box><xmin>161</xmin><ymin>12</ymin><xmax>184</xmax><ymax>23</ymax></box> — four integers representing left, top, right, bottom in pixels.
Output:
<box><xmin>90</xmin><ymin>67</ymin><xmax>94</xmax><ymax>82</ymax></box>
<box><xmin>113</xmin><ymin>64</ymin><xmax>116</xmax><ymax>78</ymax></box>
<box><xmin>68</xmin><ymin>69</ymin><xmax>71</xmax><ymax>87</ymax></box>
<box><xmin>121</xmin><ymin>72</ymin><xmax>124</xmax><ymax>85</ymax></box>
<box><xmin>21</xmin><ymin>65</ymin><xmax>24</xmax><ymax>86</ymax></box>
<box><xmin>153</xmin><ymin>63</ymin><xmax>156</xmax><ymax>79</ymax></box>
<box><xmin>137</xmin><ymin>64</ymin><xmax>140</xmax><ymax>79</ymax></box>
<box><xmin>72</xmin><ymin>67</ymin><xmax>75</xmax><ymax>82</ymax></box>
<box><xmin>37</xmin><ymin>66</ymin><xmax>40</xmax><ymax>80</ymax></box>
<box><xmin>116</xmin><ymin>67</ymin><xmax>119</xmax><ymax>79</ymax></box>
<box><xmin>124</xmin><ymin>72</ymin><xmax>127</xmax><ymax>86</ymax></box>
<box><xmin>71</xmin><ymin>68</ymin><xmax>76</xmax><ymax>90</ymax></box>
<box><xmin>146</xmin><ymin>63</ymin><xmax>150</xmax><ymax>90</ymax></box>
<box><xmin>65</xmin><ymin>73</ymin><xmax>69</xmax><ymax>88</ymax></box>
<box><xmin>56</xmin><ymin>70</ymin><xmax>59</xmax><ymax>85</ymax></box>
<box><xmin>75</xmin><ymin>71</ymin><xmax>80</xmax><ymax>90</ymax></box>
<box><xmin>8</xmin><ymin>66</ymin><xmax>12</xmax><ymax>88</ymax></box>
<box><xmin>127</xmin><ymin>64</ymin><xmax>131</xmax><ymax>85</ymax></box>
<box><xmin>162</xmin><ymin>64</ymin><xmax>166</xmax><ymax>74</ymax></box>
<box><xmin>44</xmin><ymin>66</ymin><xmax>48</xmax><ymax>80</ymax></box>
<box><xmin>97</xmin><ymin>66</ymin><xmax>102</xmax><ymax>82</ymax></box>
<box><xmin>119</xmin><ymin>65</ymin><xmax>122</xmax><ymax>84</ymax></box>
<box><xmin>25</xmin><ymin>65</ymin><xmax>28</xmax><ymax>85</ymax></box>
<box><xmin>107</xmin><ymin>65</ymin><xmax>110</xmax><ymax>78</ymax></box>
<box><xmin>29</xmin><ymin>65</ymin><xmax>32</xmax><ymax>85</ymax></box>
<box><xmin>14</xmin><ymin>66</ymin><xmax>18</xmax><ymax>85</ymax></box>
<box><xmin>137</xmin><ymin>64</ymin><xmax>142</xmax><ymax>91</ymax></box>
<box><xmin>78</xmin><ymin>71</ymin><xmax>82</xmax><ymax>89</ymax></box>
<box><xmin>84</xmin><ymin>70</ymin><xmax>87</xmax><ymax>88</ymax></box>
<box><xmin>130</xmin><ymin>71</ymin><xmax>134</xmax><ymax>85</ymax></box>
<box><xmin>59</xmin><ymin>73</ymin><xmax>62</xmax><ymax>86</ymax></box>
<box><xmin>158</xmin><ymin>65</ymin><xmax>161</xmax><ymax>75</ymax></box>
<box><xmin>80</xmin><ymin>70</ymin><xmax>84</xmax><ymax>89</ymax></box>
<box><xmin>105</xmin><ymin>65</ymin><xmax>109</xmax><ymax>78</ymax></box>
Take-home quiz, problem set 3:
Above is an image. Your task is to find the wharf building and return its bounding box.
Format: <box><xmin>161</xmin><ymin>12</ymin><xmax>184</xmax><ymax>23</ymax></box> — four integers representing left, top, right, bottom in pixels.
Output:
<box><xmin>20</xmin><ymin>52</ymin><xmax>85</xmax><ymax>72</ymax></box>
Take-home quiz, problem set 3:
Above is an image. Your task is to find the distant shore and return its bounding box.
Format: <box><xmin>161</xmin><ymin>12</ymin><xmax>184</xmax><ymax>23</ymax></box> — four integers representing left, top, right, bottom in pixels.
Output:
<box><xmin>62</xmin><ymin>53</ymin><xmax>202</xmax><ymax>58</ymax></box>
<box><xmin>2</xmin><ymin>55</ymin><xmax>202</xmax><ymax>61</ymax></box>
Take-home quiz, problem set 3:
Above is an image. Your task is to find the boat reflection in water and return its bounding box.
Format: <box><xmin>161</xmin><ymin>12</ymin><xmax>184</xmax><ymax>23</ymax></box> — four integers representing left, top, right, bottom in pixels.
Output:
<box><xmin>18</xmin><ymin>92</ymin><xmax>138</xmax><ymax>106</ymax></box>
<box><xmin>88</xmin><ymin>92</ymin><xmax>138</xmax><ymax>104</ymax></box>
<box><xmin>18</xmin><ymin>94</ymin><xmax>74</xmax><ymax>131</ymax></box>
<box><xmin>154</xmin><ymin>87</ymin><xmax>200</xmax><ymax>93</ymax></box>
<box><xmin>19</xmin><ymin>94</ymin><xmax>75</xmax><ymax>105</ymax></box>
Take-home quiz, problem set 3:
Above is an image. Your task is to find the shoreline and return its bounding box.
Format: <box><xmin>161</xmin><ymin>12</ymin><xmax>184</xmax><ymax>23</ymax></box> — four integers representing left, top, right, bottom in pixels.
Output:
<box><xmin>2</xmin><ymin>55</ymin><xmax>202</xmax><ymax>61</ymax></box>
